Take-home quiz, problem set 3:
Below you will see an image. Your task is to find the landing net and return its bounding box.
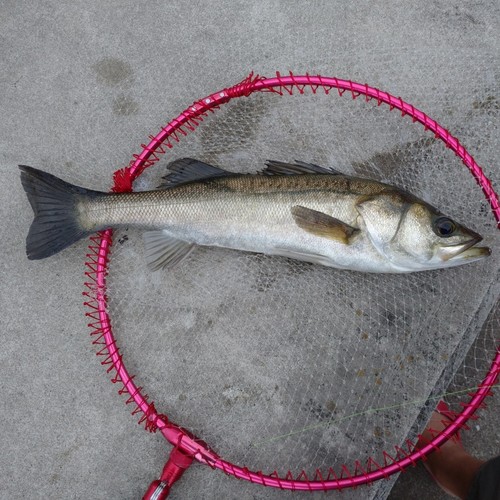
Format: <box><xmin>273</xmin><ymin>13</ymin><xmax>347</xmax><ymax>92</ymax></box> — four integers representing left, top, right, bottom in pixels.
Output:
<box><xmin>83</xmin><ymin>73</ymin><xmax>499</xmax><ymax>496</ymax></box>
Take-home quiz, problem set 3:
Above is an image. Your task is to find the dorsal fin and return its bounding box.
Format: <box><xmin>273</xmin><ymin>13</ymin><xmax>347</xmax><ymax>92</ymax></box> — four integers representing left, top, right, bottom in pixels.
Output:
<box><xmin>263</xmin><ymin>160</ymin><xmax>342</xmax><ymax>176</ymax></box>
<box><xmin>158</xmin><ymin>158</ymin><xmax>233</xmax><ymax>189</ymax></box>
<box><xmin>158</xmin><ymin>158</ymin><xmax>341</xmax><ymax>188</ymax></box>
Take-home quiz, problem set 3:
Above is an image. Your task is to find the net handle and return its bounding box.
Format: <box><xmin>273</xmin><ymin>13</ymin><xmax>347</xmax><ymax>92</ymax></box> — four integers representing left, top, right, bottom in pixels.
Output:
<box><xmin>85</xmin><ymin>72</ymin><xmax>500</xmax><ymax>491</ymax></box>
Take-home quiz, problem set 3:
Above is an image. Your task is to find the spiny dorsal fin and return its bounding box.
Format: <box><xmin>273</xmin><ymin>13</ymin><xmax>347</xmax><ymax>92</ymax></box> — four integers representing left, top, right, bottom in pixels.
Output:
<box><xmin>158</xmin><ymin>158</ymin><xmax>234</xmax><ymax>189</ymax></box>
<box><xmin>291</xmin><ymin>205</ymin><xmax>359</xmax><ymax>244</ymax></box>
<box><xmin>263</xmin><ymin>160</ymin><xmax>342</xmax><ymax>176</ymax></box>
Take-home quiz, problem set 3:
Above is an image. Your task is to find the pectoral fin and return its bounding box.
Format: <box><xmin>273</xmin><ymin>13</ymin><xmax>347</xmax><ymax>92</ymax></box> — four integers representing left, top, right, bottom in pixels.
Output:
<box><xmin>291</xmin><ymin>205</ymin><xmax>359</xmax><ymax>244</ymax></box>
<box><xmin>143</xmin><ymin>230</ymin><xmax>195</xmax><ymax>271</ymax></box>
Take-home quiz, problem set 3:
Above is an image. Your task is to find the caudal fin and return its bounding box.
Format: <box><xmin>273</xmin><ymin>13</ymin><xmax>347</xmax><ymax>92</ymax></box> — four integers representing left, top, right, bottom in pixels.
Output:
<box><xmin>19</xmin><ymin>165</ymin><xmax>104</xmax><ymax>260</ymax></box>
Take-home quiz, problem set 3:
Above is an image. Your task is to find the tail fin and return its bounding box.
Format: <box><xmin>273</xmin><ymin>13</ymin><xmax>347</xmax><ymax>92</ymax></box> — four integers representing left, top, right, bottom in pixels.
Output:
<box><xmin>19</xmin><ymin>165</ymin><xmax>105</xmax><ymax>260</ymax></box>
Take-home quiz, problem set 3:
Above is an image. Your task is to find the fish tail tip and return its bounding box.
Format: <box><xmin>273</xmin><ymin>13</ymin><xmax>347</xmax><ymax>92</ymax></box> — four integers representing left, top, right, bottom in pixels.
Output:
<box><xmin>19</xmin><ymin>165</ymin><xmax>98</xmax><ymax>259</ymax></box>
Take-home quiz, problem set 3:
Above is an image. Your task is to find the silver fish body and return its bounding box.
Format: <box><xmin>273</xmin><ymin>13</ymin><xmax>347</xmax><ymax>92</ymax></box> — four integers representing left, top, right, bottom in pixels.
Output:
<box><xmin>20</xmin><ymin>159</ymin><xmax>490</xmax><ymax>273</ymax></box>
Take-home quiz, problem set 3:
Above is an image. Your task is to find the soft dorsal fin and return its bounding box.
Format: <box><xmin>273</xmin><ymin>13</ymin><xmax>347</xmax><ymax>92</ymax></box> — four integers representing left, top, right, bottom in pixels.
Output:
<box><xmin>158</xmin><ymin>158</ymin><xmax>233</xmax><ymax>189</ymax></box>
<box><xmin>263</xmin><ymin>160</ymin><xmax>342</xmax><ymax>176</ymax></box>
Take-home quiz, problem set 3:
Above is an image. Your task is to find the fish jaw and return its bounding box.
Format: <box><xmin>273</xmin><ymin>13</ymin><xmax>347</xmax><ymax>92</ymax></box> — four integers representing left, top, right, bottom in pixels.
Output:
<box><xmin>437</xmin><ymin>235</ymin><xmax>491</xmax><ymax>263</ymax></box>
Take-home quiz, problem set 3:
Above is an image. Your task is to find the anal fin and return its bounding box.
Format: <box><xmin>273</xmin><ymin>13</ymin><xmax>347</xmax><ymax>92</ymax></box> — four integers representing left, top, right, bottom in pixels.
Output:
<box><xmin>143</xmin><ymin>230</ymin><xmax>195</xmax><ymax>271</ymax></box>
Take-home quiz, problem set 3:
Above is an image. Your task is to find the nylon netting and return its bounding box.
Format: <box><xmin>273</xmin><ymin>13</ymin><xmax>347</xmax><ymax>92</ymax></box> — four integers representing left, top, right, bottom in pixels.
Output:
<box><xmin>86</xmin><ymin>78</ymin><xmax>499</xmax><ymax>497</ymax></box>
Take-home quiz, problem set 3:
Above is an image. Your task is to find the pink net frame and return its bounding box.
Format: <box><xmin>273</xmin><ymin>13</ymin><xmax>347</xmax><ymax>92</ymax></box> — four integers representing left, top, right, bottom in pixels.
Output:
<box><xmin>83</xmin><ymin>72</ymin><xmax>500</xmax><ymax>492</ymax></box>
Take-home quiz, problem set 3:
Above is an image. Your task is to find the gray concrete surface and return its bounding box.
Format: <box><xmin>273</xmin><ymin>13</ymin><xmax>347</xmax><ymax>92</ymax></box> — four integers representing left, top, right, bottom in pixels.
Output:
<box><xmin>1</xmin><ymin>1</ymin><xmax>499</xmax><ymax>499</ymax></box>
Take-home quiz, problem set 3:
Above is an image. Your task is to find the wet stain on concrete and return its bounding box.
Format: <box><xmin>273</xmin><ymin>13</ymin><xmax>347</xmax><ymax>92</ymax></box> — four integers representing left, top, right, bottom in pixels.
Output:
<box><xmin>351</xmin><ymin>137</ymin><xmax>436</xmax><ymax>180</ymax></box>
<box><xmin>200</xmin><ymin>94</ymin><xmax>268</xmax><ymax>162</ymax></box>
<box><xmin>93</xmin><ymin>58</ymin><xmax>133</xmax><ymax>86</ymax></box>
<box><xmin>304</xmin><ymin>398</ymin><xmax>337</xmax><ymax>421</ymax></box>
<box><xmin>472</xmin><ymin>95</ymin><xmax>499</xmax><ymax>112</ymax></box>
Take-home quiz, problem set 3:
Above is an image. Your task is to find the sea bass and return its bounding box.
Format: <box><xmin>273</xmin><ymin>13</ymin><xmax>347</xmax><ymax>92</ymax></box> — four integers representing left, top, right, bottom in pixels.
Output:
<box><xmin>19</xmin><ymin>158</ymin><xmax>490</xmax><ymax>273</ymax></box>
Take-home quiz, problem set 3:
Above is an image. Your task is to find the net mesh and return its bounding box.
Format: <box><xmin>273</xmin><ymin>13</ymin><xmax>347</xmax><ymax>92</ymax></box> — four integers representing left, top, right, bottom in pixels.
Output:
<box><xmin>89</xmin><ymin>78</ymin><xmax>498</xmax><ymax>496</ymax></box>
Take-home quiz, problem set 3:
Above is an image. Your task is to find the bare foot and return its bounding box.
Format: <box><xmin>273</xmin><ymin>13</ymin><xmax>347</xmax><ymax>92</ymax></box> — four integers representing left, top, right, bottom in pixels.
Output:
<box><xmin>417</xmin><ymin>406</ymin><xmax>484</xmax><ymax>499</ymax></box>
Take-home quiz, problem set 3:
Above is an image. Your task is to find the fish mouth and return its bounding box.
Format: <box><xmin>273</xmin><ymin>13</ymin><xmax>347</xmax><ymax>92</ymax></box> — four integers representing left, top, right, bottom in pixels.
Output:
<box><xmin>441</xmin><ymin>236</ymin><xmax>491</xmax><ymax>262</ymax></box>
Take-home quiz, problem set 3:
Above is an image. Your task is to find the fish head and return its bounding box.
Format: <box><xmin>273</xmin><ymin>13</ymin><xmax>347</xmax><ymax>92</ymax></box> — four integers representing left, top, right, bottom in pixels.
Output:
<box><xmin>357</xmin><ymin>192</ymin><xmax>491</xmax><ymax>271</ymax></box>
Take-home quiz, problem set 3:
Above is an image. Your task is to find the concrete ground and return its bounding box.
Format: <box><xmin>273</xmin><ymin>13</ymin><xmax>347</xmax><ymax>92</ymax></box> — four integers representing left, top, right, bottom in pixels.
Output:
<box><xmin>1</xmin><ymin>1</ymin><xmax>499</xmax><ymax>499</ymax></box>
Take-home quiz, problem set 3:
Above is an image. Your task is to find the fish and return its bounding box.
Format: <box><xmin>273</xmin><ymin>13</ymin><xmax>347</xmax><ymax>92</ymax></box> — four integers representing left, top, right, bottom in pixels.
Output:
<box><xmin>19</xmin><ymin>158</ymin><xmax>490</xmax><ymax>273</ymax></box>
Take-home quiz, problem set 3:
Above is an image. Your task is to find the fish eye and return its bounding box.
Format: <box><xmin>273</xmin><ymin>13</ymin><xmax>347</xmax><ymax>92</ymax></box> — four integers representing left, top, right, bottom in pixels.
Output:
<box><xmin>433</xmin><ymin>217</ymin><xmax>457</xmax><ymax>237</ymax></box>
